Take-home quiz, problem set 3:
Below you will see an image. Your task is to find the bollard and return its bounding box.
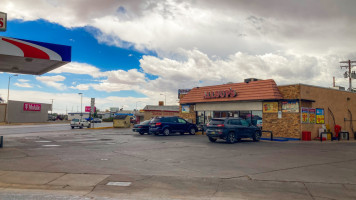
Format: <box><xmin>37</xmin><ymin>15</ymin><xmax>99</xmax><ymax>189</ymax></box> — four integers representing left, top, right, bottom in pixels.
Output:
<box><xmin>0</xmin><ymin>136</ymin><xmax>3</xmax><ymax>148</ymax></box>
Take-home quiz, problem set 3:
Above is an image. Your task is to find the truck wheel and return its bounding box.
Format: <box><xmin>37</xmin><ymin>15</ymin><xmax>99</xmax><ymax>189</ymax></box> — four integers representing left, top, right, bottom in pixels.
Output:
<box><xmin>226</xmin><ymin>132</ymin><xmax>235</xmax><ymax>144</ymax></box>
<box><xmin>253</xmin><ymin>131</ymin><xmax>261</xmax><ymax>142</ymax></box>
<box><xmin>71</xmin><ymin>126</ymin><xmax>74</xmax><ymax>129</ymax></box>
<box><xmin>208</xmin><ymin>137</ymin><xmax>217</xmax><ymax>143</ymax></box>
<box><xmin>80</xmin><ymin>125</ymin><xmax>83</xmax><ymax>129</ymax></box>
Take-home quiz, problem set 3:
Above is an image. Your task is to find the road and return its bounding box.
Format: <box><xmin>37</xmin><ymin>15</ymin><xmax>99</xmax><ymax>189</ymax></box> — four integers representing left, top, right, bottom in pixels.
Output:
<box><xmin>0</xmin><ymin>122</ymin><xmax>113</xmax><ymax>136</ymax></box>
<box><xmin>0</xmin><ymin>125</ymin><xmax>356</xmax><ymax>199</ymax></box>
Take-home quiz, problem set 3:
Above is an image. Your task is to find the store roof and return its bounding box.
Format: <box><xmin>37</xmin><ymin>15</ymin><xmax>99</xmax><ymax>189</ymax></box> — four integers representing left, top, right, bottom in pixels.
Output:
<box><xmin>143</xmin><ymin>105</ymin><xmax>179</xmax><ymax>112</ymax></box>
<box><xmin>180</xmin><ymin>79</ymin><xmax>283</xmax><ymax>104</ymax></box>
<box><xmin>0</xmin><ymin>36</ymin><xmax>71</xmax><ymax>75</ymax></box>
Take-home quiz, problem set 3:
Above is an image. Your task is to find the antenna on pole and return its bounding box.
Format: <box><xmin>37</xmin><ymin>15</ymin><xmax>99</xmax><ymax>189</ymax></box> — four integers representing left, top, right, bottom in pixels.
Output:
<box><xmin>340</xmin><ymin>60</ymin><xmax>356</xmax><ymax>92</ymax></box>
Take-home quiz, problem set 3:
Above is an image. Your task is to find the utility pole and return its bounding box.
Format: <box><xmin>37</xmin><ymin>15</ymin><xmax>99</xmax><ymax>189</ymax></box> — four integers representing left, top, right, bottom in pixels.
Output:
<box><xmin>340</xmin><ymin>60</ymin><xmax>356</xmax><ymax>92</ymax></box>
<box><xmin>50</xmin><ymin>99</ymin><xmax>54</xmax><ymax>115</ymax></box>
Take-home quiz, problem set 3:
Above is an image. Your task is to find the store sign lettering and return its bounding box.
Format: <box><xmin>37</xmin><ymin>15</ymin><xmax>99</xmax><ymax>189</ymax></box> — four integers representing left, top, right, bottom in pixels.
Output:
<box><xmin>204</xmin><ymin>88</ymin><xmax>237</xmax><ymax>99</ymax></box>
<box><xmin>23</xmin><ymin>103</ymin><xmax>41</xmax><ymax>111</ymax></box>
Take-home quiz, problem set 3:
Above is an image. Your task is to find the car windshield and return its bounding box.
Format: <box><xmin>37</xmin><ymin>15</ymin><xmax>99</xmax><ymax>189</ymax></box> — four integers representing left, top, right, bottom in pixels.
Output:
<box><xmin>209</xmin><ymin>119</ymin><xmax>225</xmax><ymax>125</ymax></box>
<box><xmin>71</xmin><ymin>119</ymin><xmax>79</xmax><ymax>122</ymax></box>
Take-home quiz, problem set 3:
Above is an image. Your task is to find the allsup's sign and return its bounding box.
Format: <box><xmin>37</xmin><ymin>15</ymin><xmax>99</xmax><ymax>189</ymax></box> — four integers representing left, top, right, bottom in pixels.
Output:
<box><xmin>204</xmin><ymin>88</ymin><xmax>237</xmax><ymax>99</ymax></box>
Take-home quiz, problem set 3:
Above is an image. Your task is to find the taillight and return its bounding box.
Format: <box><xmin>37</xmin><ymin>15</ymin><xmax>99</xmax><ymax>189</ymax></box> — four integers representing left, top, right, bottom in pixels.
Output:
<box><xmin>156</xmin><ymin>122</ymin><xmax>162</xmax><ymax>126</ymax></box>
<box><xmin>138</xmin><ymin>126</ymin><xmax>143</xmax><ymax>128</ymax></box>
<box><xmin>217</xmin><ymin>124</ymin><xmax>224</xmax><ymax>127</ymax></box>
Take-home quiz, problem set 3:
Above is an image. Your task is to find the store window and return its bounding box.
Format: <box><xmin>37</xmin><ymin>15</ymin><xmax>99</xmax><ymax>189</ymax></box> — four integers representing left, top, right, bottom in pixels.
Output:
<box><xmin>251</xmin><ymin>110</ymin><xmax>262</xmax><ymax>127</ymax></box>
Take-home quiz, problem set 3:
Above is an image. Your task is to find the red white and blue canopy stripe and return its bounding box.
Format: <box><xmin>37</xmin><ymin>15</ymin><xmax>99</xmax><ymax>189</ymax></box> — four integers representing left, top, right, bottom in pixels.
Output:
<box><xmin>0</xmin><ymin>36</ymin><xmax>71</xmax><ymax>75</ymax></box>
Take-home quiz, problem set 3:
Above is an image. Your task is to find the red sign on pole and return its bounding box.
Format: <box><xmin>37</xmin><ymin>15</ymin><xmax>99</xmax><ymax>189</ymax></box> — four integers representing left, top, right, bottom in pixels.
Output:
<box><xmin>23</xmin><ymin>103</ymin><xmax>41</xmax><ymax>111</ymax></box>
<box><xmin>85</xmin><ymin>106</ymin><xmax>96</xmax><ymax>112</ymax></box>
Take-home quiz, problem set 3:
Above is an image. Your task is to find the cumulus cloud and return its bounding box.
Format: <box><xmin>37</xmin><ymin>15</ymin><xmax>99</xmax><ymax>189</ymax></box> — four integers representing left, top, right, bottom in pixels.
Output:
<box><xmin>36</xmin><ymin>75</ymin><xmax>67</xmax><ymax>90</ymax></box>
<box><xmin>50</xmin><ymin>62</ymin><xmax>104</xmax><ymax>78</ymax></box>
<box><xmin>14</xmin><ymin>82</ymin><xmax>32</xmax><ymax>88</ymax></box>
<box><xmin>4</xmin><ymin>0</ymin><xmax>356</xmax><ymax>58</ymax></box>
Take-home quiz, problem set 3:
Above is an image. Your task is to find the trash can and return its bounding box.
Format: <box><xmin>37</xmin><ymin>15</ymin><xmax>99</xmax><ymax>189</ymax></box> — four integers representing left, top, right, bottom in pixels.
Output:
<box><xmin>302</xmin><ymin>131</ymin><xmax>311</xmax><ymax>141</ymax></box>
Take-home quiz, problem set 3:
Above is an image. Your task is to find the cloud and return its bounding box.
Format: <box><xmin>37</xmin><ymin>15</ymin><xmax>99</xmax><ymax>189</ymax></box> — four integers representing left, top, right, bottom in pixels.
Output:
<box><xmin>50</xmin><ymin>62</ymin><xmax>104</xmax><ymax>78</ymax></box>
<box><xmin>14</xmin><ymin>82</ymin><xmax>32</xmax><ymax>88</ymax></box>
<box><xmin>5</xmin><ymin>0</ymin><xmax>356</xmax><ymax>58</ymax></box>
<box><xmin>36</xmin><ymin>75</ymin><xmax>67</xmax><ymax>90</ymax></box>
<box><xmin>18</xmin><ymin>79</ymin><xmax>30</xmax><ymax>82</ymax></box>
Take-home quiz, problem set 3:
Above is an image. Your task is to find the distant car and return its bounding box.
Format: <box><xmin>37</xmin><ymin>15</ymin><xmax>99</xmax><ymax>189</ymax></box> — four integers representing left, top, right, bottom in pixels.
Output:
<box><xmin>92</xmin><ymin>118</ymin><xmax>102</xmax><ymax>123</ymax></box>
<box><xmin>70</xmin><ymin>119</ymin><xmax>90</xmax><ymax>129</ymax></box>
<box><xmin>149</xmin><ymin>116</ymin><xmax>198</xmax><ymax>136</ymax></box>
<box><xmin>132</xmin><ymin>120</ymin><xmax>151</xmax><ymax>135</ymax></box>
<box><xmin>206</xmin><ymin>117</ymin><xmax>261</xmax><ymax>143</ymax></box>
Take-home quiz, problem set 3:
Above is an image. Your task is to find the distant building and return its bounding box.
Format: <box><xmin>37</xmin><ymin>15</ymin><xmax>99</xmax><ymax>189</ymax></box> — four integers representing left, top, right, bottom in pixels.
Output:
<box><xmin>0</xmin><ymin>100</ymin><xmax>52</xmax><ymax>123</ymax></box>
<box><xmin>142</xmin><ymin>105</ymin><xmax>179</xmax><ymax>121</ymax></box>
<box><xmin>67</xmin><ymin>112</ymin><xmax>90</xmax><ymax>121</ymax></box>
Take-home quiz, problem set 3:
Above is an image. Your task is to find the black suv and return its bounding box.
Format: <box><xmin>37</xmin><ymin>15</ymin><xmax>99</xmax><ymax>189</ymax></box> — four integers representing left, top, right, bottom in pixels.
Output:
<box><xmin>206</xmin><ymin>117</ymin><xmax>261</xmax><ymax>143</ymax></box>
<box><xmin>149</xmin><ymin>116</ymin><xmax>198</xmax><ymax>136</ymax></box>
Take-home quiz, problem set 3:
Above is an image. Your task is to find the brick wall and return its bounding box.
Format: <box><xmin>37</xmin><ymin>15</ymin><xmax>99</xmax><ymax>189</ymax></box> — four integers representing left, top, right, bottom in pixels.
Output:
<box><xmin>300</xmin><ymin>85</ymin><xmax>356</xmax><ymax>139</ymax></box>
<box><xmin>262</xmin><ymin>85</ymin><xmax>302</xmax><ymax>138</ymax></box>
<box><xmin>179</xmin><ymin>105</ymin><xmax>196</xmax><ymax>124</ymax></box>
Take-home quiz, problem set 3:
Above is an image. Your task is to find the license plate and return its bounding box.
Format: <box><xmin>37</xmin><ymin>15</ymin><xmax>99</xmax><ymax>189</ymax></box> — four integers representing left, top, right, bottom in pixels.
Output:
<box><xmin>151</xmin><ymin>125</ymin><xmax>155</xmax><ymax>127</ymax></box>
<box><xmin>210</xmin><ymin>131</ymin><xmax>215</xmax><ymax>134</ymax></box>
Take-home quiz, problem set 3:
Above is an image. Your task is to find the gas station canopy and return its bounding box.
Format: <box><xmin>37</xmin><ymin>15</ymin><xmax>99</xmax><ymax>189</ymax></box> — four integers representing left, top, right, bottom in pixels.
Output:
<box><xmin>0</xmin><ymin>36</ymin><xmax>71</xmax><ymax>75</ymax></box>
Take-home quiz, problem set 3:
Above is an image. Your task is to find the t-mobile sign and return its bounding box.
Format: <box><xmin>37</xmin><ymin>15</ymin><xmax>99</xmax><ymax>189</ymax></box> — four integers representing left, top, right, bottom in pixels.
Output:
<box><xmin>23</xmin><ymin>103</ymin><xmax>41</xmax><ymax>111</ymax></box>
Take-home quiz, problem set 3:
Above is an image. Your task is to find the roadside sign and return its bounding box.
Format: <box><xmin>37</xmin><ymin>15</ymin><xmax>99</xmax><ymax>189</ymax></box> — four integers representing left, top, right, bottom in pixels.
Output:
<box><xmin>0</xmin><ymin>12</ymin><xmax>7</xmax><ymax>32</ymax></box>
<box><xmin>90</xmin><ymin>98</ymin><xmax>95</xmax><ymax>113</ymax></box>
<box><xmin>85</xmin><ymin>106</ymin><xmax>96</xmax><ymax>112</ymax></box>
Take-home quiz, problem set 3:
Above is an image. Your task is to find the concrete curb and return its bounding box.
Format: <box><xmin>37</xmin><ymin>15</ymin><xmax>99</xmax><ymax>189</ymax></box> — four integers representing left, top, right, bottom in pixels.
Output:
<box><xmin>88</xmin><ymin>127</ymin><xmax>113</xmax><ymax>130</ymax></box>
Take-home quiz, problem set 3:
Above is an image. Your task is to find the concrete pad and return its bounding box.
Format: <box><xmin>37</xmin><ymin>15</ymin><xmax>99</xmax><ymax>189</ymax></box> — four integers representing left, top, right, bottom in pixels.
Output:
<box><xmin>48</xmin><ymin>174</ymin><xmax>109</xmax><ymax>187</ymax></box>
<box><xmin>305</xmin><ymin>182</ymin><xmax>356</xmax><ymax>200</ymax></box>
<box><xmin>0</xmin><ymin>171</ymin><xmax>64</xmax><ymax>185</ymax></box>
<box><xmin>94</xmin><ymin>175</ymin><xmax>220</xmax><ymax>199</ymax></box>
<box><xmin>215</xmin><ymin>179</ymin><xmax>312</xmax><ymax>200</ymax></box>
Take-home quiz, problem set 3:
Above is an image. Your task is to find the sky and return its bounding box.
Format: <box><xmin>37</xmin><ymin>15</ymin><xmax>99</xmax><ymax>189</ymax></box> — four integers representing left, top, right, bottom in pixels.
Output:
<box><xmin>1</xmin><ymin>0</ymin><xmax>356</xmax><ymax>114</ymax></box>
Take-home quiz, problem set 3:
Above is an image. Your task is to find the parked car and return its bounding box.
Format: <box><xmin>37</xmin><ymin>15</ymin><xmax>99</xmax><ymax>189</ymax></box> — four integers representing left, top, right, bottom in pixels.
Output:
<box><xmin>149</xmin><ymin>116</ymin><xmax>198</xmax><ymax>136</ymax></box>
<box><xmin>92</xmin><ymin>118</ymin><xmax>102</xmax><ymax>123</ymax></box>
<box><xmin>70</xmin><ymin>119</ymin><xmax>90</xmax><ymax>129</ymax></box>
<box><xmin>132</xmin><ymin>120</ymin><xmax>151</xmax><ymax>135</ymax></box>
<box><xmin>206</xmin><ymin>117</ymin><xmax>261</xmax><ymax>143</ymax></box>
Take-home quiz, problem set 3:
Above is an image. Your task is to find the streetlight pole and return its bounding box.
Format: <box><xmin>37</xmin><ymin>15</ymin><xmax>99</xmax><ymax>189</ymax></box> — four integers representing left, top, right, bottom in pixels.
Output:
<box><xmin>5</xmin><ymin>74</ymin><xmax>18</xmax><ymax>123</ymax></box>
<box><xmin>78</xmin><ymin>93</ymin><xmax>83</xmax><ymax>120</ymax></box>
<box><xmin>7</xmin><ymin>74</ymin><xmax>18</xmax><ymax>103</ymax></box>
<box><xmin>160</xmin><ymin>93</ymin><xmax>166</xmax><ymax>105</ymax></box>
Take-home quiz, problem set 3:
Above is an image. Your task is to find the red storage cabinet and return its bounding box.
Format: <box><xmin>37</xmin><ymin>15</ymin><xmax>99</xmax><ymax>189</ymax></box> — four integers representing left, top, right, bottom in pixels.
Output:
<box><xmin>302</xmin><ymin>131</ymin><xmax>311</xmax><ymax>141</ymax></box>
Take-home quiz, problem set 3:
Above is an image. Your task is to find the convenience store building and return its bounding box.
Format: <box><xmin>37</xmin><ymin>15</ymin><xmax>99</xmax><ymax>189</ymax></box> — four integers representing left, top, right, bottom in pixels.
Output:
<box><xmin>179</xmin><ymin>79</ymin><xmax>356</xmax><ymax>139</ymax></box>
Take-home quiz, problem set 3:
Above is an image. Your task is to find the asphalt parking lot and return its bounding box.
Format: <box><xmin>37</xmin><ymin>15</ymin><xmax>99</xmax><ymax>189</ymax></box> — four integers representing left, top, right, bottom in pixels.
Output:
<box><xmin>0</xmin><ymin>126</ymin><xmax>356</xmax><ymax>199</ymax></box>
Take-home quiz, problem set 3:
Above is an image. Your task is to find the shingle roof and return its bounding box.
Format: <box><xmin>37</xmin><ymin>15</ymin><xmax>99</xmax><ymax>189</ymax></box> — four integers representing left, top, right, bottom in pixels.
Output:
<box><xmin>180</xmin><ymin>79</ymin><xmax>283</xmax><ymax>104</ymax></box>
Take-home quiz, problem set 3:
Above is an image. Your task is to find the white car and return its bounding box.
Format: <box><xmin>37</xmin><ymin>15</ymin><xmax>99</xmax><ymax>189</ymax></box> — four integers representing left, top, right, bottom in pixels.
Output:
<box><xmin>70</xmin><ymin>119</ymin><xmax>90</xmax><ymax>129</ymax></box>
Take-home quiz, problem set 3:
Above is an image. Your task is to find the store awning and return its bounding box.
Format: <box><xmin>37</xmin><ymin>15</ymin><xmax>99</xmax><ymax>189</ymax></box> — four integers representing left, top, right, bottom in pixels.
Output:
<box><xmin>0</xmin><ymin>36</ymin><xmax>71</xmax><ymax>75</ymax></box>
